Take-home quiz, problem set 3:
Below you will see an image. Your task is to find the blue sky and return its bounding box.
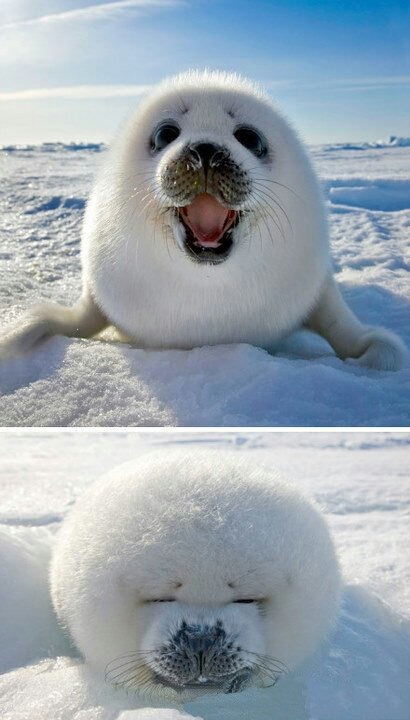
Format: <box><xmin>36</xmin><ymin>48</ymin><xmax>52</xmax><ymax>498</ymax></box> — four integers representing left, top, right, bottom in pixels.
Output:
<box><xmin>0</xmin><ymin>0</ymin><xmax>409</xmax><ymax>144</ymax></box>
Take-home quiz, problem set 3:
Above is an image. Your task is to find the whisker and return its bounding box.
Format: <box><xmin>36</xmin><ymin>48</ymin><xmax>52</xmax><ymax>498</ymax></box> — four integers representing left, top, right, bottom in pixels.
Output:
<box><xmin>251</xmin><ymin>184</ymin><xmax>293</xmax><ymax>239</ymax></box>
<box><xmin>247</xmin><ymin>651</ymin><xmax>289</xmax><ymax>674</ymax></box>
<box><xmin>253</xmin><ymin>203</ymin><xmax>284</xmax><ymax>245</ymax></box>
<box><xmin>249</xmin><ymin>169</ymin><xmax>307</xmax><ymax>205</ymax></box>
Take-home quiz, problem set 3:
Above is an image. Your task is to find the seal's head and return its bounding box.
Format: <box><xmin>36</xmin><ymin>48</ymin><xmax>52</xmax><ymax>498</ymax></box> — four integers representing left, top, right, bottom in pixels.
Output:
<box><xmin>82</xmin><ymin>70</ymin><xmax>329</xmax><ymax>350</ymax></box>
<box><xmin>50</xmin><ymin>450</ymin><xmax>341</xmax><ymax>702</ymax></box>
<box><xmin>105</xmin><ymin>70</ymin><xmax>319</xmax><ymax>267</ymax></box>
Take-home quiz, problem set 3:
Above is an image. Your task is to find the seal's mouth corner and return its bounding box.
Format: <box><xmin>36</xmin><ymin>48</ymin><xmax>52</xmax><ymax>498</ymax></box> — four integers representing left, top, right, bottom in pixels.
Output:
<box><xmin>178</xmin><ymin>192</ymin><xmax>238</xmax><ymax>263</ymax></box>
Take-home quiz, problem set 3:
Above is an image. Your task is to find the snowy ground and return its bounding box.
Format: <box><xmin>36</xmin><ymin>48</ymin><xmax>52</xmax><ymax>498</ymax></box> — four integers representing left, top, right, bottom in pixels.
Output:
<box><xmin>0</xmin><ymin>430</ymin><xmax>409</xmax><ymax>720</ymax></box>
<box><xmin>0</xmin><ymin>140</ymin><xmax>409</xmax><ymax>426</ymax></box>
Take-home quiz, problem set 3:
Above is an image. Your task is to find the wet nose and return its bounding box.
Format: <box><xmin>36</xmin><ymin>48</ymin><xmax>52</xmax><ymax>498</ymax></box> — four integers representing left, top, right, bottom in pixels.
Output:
<box><xmin>186</xmin><ymin>635</ymin><xmax>216</xmax><ymax>677</ymax></box>
<box><xmin>173</xmin><ymin>620</ymin><xmax>226</xmax><ymax>674</ymax></box>
<box><xmin>190</xmin><ymin>142</ymin><xmax>227</xmax><ymax>171</ymax></box>
<box><xmin>188</xmin><ymin>632</ymin><xmax>217</xmax><ymax>655</ymax></box>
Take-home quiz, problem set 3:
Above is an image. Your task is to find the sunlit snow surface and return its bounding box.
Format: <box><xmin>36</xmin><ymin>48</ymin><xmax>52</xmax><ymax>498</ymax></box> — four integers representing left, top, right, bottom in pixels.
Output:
<box><xmin>0</xmin><ymin>140</ymin><xmax>409</xmax><ymax>426</ymax></box>
<box><xmin>0</xmin><ymin>431</ymin><xmax>409</xmax><ymax>720</ymax></box>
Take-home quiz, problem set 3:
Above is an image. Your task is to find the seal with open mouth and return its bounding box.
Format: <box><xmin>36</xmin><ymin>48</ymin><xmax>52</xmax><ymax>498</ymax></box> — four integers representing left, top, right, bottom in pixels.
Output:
<box><xmin>0</xmin><ymin>70</ymin><xmax>406</xmax><ymax>369</ymax></box>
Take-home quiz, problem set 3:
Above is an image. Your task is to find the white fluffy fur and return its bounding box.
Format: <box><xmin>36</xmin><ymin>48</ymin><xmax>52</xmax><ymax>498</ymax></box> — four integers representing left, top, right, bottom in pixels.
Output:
<box><xmin>50</xmin><ymin>449</ymin><xmax>341</xmax><ymax>703</ymax></box>
<box><xmin>81</xmin><ymin>71</ymin><xmax>328</xmax><ymax>351</ymax></box>
<box><xmin>0</xmin><ymin>70</ymin><xmax>405</xmax><ymax>369</ymax></box>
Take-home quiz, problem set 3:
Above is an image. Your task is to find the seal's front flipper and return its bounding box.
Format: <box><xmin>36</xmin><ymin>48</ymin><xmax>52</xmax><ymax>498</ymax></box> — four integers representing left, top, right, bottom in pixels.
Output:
<box><xmin>305</xmin><ymin>274</ymin><xmax>407</xmax><ymax>371</ymax></box>
<box><xmin>0</xmin><ymin>291</ymin><xmax>108</xmax><ymax>360</ymax></box>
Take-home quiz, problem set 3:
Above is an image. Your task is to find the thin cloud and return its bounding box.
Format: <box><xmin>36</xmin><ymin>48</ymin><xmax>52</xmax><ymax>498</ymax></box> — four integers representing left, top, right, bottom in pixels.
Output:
<box><xmin>0</xmin><ymin>0</ymin><xmax>183</xmax><ymax>30</ymax></box>
<box><xmin>0</xmin><ymin>85</ymin><xmax>152</xmax><ymax>101</ymax></box>
<box><xmin>329</xmin><ymin>77</ymin><xmax>410</xmax><ymax>92</ymax></box>
<box><xmin>267</xmin><ymin>76</ymin><xmax>410</xmax><ymax>93</ymax></box>
<box><xmin>2</xmin><ymin>75</ymin><xmax>409</xmax><ymax>102</ymax></box>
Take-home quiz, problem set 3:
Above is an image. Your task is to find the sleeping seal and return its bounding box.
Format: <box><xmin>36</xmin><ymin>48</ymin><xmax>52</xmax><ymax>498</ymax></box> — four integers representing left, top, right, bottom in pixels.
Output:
<box><xmin>50</xmin><ymin>449</ymin><xmax>341</xmax><ymax>703</ymax></box>
<box><xmin>0</xmin><ymin>70</ymin><xmax>405</xmax><ymax>369</ymax></box>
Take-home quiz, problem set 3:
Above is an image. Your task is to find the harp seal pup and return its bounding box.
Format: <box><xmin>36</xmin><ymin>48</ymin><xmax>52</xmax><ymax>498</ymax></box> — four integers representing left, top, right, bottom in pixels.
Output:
<box><xmin>0</xmin><ymin>70</ymin><xmax>405</xmax><ymax>369</ymax></box>
<box><xmin>50</xmin><ymin>449</ymin><xmax>341</xmax><ymax>704</ymax></box>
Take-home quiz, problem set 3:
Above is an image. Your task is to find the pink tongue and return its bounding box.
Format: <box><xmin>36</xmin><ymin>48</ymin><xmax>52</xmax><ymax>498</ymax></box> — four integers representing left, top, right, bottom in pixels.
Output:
<box><xmin>181</xmin><ymin>193</ymin><xmax>236</xmax><ymax>247</ymax></box>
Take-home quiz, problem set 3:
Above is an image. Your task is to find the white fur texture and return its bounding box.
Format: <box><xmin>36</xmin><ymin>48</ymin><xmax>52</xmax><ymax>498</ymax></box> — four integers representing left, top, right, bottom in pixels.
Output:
<box><xmin>50</xmin><ymin>449</ymin><xmax>341</xmax><ymax>703</ymax></box>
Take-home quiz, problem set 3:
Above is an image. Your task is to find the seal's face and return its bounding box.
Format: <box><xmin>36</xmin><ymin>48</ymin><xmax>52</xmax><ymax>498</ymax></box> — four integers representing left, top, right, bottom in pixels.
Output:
<box><xmin>153</xmin><ymin>128</ymin><xmax>267</xmax><ymax>264</ymax></box>
<box><xmin>137</xmin><ymin>80</ymin><xmax>274</xmax><ymax>265</ymax></box>
<box><xmin>105</xmin><ymin>599</ymin><xmax>281</xmax><ymax>701</ymax></box>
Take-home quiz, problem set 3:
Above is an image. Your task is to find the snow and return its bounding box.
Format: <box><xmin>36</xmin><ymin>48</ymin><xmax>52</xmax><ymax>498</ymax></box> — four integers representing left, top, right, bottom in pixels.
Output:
<box><xmin>0</xmin><ymin>141</ymin><xmax>409</xmax><ymax>426</ymax></box>
<box><xmin>0</xmin><ymin>431</ymin><xmax>409</xmax><ymax>720</ymax></box>
<box><xmin>328</xmin><ymin>179</ymin><xmax>410</xmax><ymax>212</ymax></box>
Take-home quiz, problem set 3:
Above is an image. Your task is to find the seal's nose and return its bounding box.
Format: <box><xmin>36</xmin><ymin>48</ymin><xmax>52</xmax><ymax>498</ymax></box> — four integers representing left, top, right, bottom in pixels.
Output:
<box><xmin>190</xmin><ymin>143</ymin><xmax>227</xmax><ymax>171</ymax></box>
<box><xmin>185</xmin><ymin>632</ymin><xmax>219</xmax><ymax>663</ymax></box>
<box><xmin>171</xmin><ymin>620</ymin><xmax>227</xmax><ymax>678</ymax></box>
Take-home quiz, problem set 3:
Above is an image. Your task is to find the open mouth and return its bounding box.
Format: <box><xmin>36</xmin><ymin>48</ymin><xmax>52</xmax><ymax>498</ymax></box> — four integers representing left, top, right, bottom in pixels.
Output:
<box><xmin>179</xmin><ymin>192</ymin><xmax>238</xmax><ymax>263</ymax></box>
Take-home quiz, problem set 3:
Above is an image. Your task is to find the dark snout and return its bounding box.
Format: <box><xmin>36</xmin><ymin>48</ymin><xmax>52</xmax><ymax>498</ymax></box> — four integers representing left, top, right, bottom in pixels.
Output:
<box><xmin>172</xmin><ymin>619</ymin><xmax>227</xmax><ymax>663</ymax></box>
<box><xmin>189</xmin><ymin>143</ymin><xmax>230</xmax><ymax>173</ymax></box>
<box><xmin>153</xmin><ymin>620</ymin><xmax>252</xmax><ymax>693</ymax></box>
<box><xmin>160</xmin><ymin>139</ymin><xmax>251</xmax><ymax>208</ymax></box>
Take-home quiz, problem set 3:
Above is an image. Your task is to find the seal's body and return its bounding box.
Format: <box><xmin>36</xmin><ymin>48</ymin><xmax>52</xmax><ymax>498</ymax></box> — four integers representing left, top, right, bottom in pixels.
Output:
<box><xmin>81</xmin><ymin>72</ymin><xmax>327</xmax><ymax>351</ymax></box>
<box><xmin>50</xmin><ymin>450</ymin><xmax>341</xmax><ymax>703</ymax></box>
<box><xmin>0</xmin><ymin>71</ymin><xmax>405</xmax><ymax>369</ymax></box>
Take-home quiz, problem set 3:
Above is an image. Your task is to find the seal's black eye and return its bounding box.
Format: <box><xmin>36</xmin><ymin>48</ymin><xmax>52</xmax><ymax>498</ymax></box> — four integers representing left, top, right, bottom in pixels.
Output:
<box><xmin>234</xmin><ymin>126</ymin><xmax>267</xmax><ymax>158</ymax></box>
<box><xmin>233</xmin><ymin>599</ymin><xmax>257</xmax><ymax>604</ymax></box>
<box><xmin>151</xmin><ymin>122</ymin><xmax>180</xmax><ymax>152</ymax></box>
